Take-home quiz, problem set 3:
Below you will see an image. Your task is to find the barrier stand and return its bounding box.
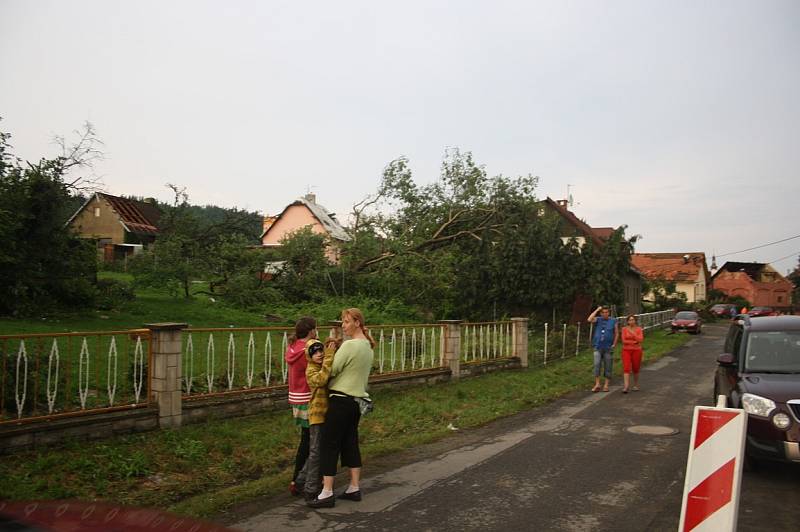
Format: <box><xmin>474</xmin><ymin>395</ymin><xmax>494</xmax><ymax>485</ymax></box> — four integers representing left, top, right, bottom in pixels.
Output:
<box><xmin>678</xmin><ymin>395</ymin><xmax>747</xmax><ymax>532</ymax></box>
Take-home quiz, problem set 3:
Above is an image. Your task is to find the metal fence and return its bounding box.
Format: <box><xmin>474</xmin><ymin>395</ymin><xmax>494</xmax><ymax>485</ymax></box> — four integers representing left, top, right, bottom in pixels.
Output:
<box><xmin>1</xmin><ymin>312</ymin><xmax>673</xmax><ymax>424</ymax></box>
<box><xmin>0</xmin><ymin>330</ymin><xmax>152</xmax><ymax>424</ymax></box>
<box><xmin>636</xmin><ymin>310</ymin><xmax>676</xmax><ymax>331</ymax></box>
<box><xmin>528</xmin><ymin>309</ymin><xmax>675</xmax><ymax>368</ymax></box>
<box><xmin>460</xmin><ymin>321</ymin><xmax>515</xmax><ymax>362</ymax></box>
<box><xmin>182</xmin><ymin>326</ymin><xmax>336</xmax><ymax>398</ymax></box>
<box><xmin>182</xmin><ymin>324</ymin><xmax>449</xmax><ymax>399</ymax></box>
<box><xmin>372</xmin><ymin>324</ymin><xmax>445</xmax><ymax>374</ymax></box>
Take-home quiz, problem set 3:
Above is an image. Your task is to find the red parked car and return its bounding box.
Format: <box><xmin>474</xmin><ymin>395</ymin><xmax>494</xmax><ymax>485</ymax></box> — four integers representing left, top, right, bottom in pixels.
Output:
<box><xmin>710</xmin><ymin>303</ymin><xmax>738</xmax><ymax>318</ymax></box>
<box><xmin>748</xmin><ymin>306</ymin><xmax>776</xmax><ymax>317</ymax></box>
<box><xmin>671</xmin><ymin>311</ymin><xmax>703</xmax><ymax>334</ymax></box>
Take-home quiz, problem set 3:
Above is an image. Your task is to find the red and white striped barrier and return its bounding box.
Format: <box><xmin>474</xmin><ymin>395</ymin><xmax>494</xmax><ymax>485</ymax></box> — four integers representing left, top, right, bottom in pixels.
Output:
<box><xmin>678</xmin><ymin>396</ymin><xmax>747</xmax><ymax>532</ymax></box>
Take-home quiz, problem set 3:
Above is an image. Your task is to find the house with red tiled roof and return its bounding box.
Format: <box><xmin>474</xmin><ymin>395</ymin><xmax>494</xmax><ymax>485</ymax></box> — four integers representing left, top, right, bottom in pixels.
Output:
<box><xmin>711</xmin><ymin>261</ymin><xmax>793</xmax><ymax>310</ymax></box>
<box><xmin>539</xmin><ymin>197</ymin><xmax>642</xmax><ymax>318</ymax></box>
<box><xmin>67</xmin><ymin>192</ymin><xmax>162</xmax><ymax>262</ymax></box>
<box><xmin>631</xmin><ymin>252</ymin><xmax>710</xmax><ymax>303</ymax></box>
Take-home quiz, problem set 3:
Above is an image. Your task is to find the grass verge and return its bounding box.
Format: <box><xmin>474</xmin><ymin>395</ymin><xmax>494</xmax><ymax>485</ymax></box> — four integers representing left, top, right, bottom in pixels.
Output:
<box><xmin>0</xmin><ymin>272</ymin><xmax>422</xmax><ymax>335</ymax></box>
<box><xmin>0</xmin><ymin>328</ymin><xmax>691</xmax><ymax>518</ymax></box>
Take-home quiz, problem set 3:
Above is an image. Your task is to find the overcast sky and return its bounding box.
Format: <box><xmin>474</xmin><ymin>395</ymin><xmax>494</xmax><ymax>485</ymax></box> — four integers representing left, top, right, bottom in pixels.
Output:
<box><xmin>1</xmin><ymin>0</ymin><xmax>798</xmax><ymax>273</ymax></box>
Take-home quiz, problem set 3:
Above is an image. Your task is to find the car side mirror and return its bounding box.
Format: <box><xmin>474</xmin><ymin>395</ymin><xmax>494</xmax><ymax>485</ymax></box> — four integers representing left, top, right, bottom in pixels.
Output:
<box><xmin>717</xmin><ymin>353</ymin><xmax>735</xmax><ymax>366</ymax></box>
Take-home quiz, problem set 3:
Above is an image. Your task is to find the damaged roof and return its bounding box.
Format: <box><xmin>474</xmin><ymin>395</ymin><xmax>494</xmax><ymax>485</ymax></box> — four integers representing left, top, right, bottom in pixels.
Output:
<box><xmin>631</xmin><ymin>252</ymin><xmax>708</xmax><ymax>282</ymax></box>
<box><xmin>67</xmin><ymin>193</ymin><xmax>162</xmax><ymax>235</ymax></box>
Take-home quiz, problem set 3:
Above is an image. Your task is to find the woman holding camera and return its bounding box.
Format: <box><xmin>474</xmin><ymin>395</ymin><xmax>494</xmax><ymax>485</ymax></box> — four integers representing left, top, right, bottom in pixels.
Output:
<box><xmin>307</xmin><ymin>308</ymin><xmax>374</xmax><ymax>508</ymax></box>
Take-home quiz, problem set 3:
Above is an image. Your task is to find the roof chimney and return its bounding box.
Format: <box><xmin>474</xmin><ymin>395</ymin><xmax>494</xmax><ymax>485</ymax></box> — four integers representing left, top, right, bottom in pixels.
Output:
<box><xmin>556</xmin><ymin>199</ymin><xmax>569</xmax><ymax>208</ymax></box>
<box><xmin>304</xmin><ymin>193</ymin><xmax>316</xmax><ymax>204</ymax></box>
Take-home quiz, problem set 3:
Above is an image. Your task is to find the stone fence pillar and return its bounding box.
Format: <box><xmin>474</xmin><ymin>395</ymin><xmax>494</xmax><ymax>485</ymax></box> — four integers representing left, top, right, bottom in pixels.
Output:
<box><xmin>511</xmin><ymin>318</ymin><xmax>529</xmax><ymax>368</ymax></box>
<box><xmin>146</xmin><ymin>322</ymin><xmax>187</xmax><ymax>429</ymax></box>
<box><xmin>439</xmin><ymin>320</ymin><xmax>463</xmax><ymax>379</ymax></box>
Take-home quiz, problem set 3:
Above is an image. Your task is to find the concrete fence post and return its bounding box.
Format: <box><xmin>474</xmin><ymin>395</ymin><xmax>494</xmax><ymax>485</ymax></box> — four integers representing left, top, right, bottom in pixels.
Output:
<box><xmin>439</xmin><ymin>320</ymin><xmax>463</xmax><ymax>379</ymax></box>
<box><xmin>146</xmin><ymin>322</ymin><xmax>187</xmax><ymax>429</ymax></box>
<box><xmin>511</xmin><ymin>318</ymin><xmax>529</xmax><ymax>368</ymax></box>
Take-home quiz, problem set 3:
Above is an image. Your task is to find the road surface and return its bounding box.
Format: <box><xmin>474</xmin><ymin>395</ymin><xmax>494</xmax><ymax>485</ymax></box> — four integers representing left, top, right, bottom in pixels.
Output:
<box><xmin>230</xmin><ymin>325</ymin><xmax>800</xmax><ymax>531</ymax></box>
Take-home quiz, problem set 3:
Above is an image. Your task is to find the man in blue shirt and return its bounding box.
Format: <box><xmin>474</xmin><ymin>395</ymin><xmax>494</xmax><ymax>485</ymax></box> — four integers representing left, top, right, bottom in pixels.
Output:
<box><xmin>588</xmin><ymin>305</ymin><xmax>618</xmax><ymax>392</ymax></box>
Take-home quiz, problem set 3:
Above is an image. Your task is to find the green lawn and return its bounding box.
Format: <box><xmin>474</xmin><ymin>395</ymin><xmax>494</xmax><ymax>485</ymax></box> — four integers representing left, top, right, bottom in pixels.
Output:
<box><xmin>0</xmin><ymin>272</ymin><xmax>430</xmax><ymax>335</ymax></box>
<box><xmin>0</xmin><ymin>274</ymin><xmax>268</xmax><ymax>335</ymax></box>
<box><xmin>0</xmin><ymin>328</ymin><xmax>690</xmax><ymax>519</ymax></box>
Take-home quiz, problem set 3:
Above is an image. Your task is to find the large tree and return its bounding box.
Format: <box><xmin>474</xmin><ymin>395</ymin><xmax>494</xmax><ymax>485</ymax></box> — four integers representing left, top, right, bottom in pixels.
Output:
<box><xmin>340</xmin><ymin>150</ymin><xmax>537</xmax><ymax>316</ymax></box>
<box><xmin>0</xmin><ymin>120</ymin><xmax>100</xmax><ymax>315</ymax></box>
<box><xmin>130</xmin><ymin>185</ymin><xmax>266</xmax><ymax>299</ymax></box>
<box><xmin>337</xmin><ymin>149</ymin><xmax>637</xmax><ymax>320</ymax></box>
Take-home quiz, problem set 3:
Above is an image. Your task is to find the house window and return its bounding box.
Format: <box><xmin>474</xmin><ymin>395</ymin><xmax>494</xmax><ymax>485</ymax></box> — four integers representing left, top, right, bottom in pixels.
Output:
<box><xmin>778</xmin><ymin>296</ymin><xmax>783</xmax><ymax>303</ymax></box>
<box><xmin>94</xmin><ymin>207</ymin><xmax>101</xmax><ymax>217</ymax></box>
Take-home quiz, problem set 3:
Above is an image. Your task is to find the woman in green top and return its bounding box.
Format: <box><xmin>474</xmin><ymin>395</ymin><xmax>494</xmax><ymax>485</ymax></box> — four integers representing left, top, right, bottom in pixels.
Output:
<box><xmin>307</xmin><ymin>308</ymin><xmax>375</xmax><ymax>508</ymax></box>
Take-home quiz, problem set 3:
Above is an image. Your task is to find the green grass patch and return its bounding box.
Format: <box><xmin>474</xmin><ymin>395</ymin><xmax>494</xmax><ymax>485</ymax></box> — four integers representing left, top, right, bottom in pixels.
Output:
<box><xmin>0</xmin><ymin>275</ymin><xmax>265</xmax><ymax>335</ymax></box>
<box><xmin>0</xmin><ymin>272</ymin><xmax>423</xmax><ymax>335</ymax></box>
<box><xmin>0</xmin><ymin>328</ymin><xmax>690</xmax><ymax>518</ymax></box>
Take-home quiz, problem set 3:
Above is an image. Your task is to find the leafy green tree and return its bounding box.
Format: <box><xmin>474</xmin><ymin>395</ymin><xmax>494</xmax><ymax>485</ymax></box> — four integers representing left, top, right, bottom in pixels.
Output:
<box><xmin>642</xmin><ymin>277</ymin><xmax>688</xmax><ymax>310</ymax></box>
<box><xmin>586</xmin><ymin>227</ymin><xmax>638</xmax><ymax>308</ymax></box>
<box><xmin>341</xmin><ymin>148</ymin><xmax>643</xmax><ymax>321</ymax></box>
<box><xmin>130</xmin><ymin>234</ymin><xmax>198</xmax><ymax>298</ymax></box>
<box><xmin>343</xmin><ymin>149</ymin><xmax>569</xmax><ymax>318</ymax></box>
<box><xmin>0</xmin><ymin>120</ymin><xmax>99</xmax><ymax>316</ymax></box>
<box><xmin>271</xmin><ymin>226</ymin><xmax>335</xmax><ymax>301</ymax></box>
<box><xmin>130</xmin><ymin>185</ymin><xmax>261</xmax><ymax>298</ymax></box>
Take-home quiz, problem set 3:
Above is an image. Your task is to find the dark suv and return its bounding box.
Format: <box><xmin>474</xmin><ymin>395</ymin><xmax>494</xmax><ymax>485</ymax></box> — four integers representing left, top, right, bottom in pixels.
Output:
<box><xmin>714</xmin><ymin>316</ymin><xmax>800</xmax><ymax>464</ymax></box>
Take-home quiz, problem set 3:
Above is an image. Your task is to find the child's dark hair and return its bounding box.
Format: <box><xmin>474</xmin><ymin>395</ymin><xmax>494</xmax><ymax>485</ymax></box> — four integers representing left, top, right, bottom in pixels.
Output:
<box><xmin>289</xmin><ymin>316</ymin><xmax>317</xmax><ymax>343</ymax></box>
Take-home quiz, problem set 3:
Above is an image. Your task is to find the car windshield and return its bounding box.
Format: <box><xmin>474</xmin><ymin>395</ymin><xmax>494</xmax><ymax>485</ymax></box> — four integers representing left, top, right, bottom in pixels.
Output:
<box><xmin>675</xmin><ymin>312</ymin><xmax>697</xmax><ymax>320</ymax></box>
<box><xmin>744</xmin><ymin>331</ymin><xmax>800</xmax><ymax>373</ymax></box>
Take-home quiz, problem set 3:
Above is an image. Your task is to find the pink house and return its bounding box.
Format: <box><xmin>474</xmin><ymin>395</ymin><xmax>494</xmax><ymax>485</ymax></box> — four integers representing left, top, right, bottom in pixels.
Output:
<box><xmin>260</xmin><ymin>194</ymin><xmax>350</xmax><ymax>262</ymax></box>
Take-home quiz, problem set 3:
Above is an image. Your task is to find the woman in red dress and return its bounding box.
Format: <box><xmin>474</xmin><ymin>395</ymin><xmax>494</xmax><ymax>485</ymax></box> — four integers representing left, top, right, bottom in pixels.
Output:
<box><xmin>620</xmin><ymin>315</ymin><xmax>644</xmax><ymax>393</ymax></box>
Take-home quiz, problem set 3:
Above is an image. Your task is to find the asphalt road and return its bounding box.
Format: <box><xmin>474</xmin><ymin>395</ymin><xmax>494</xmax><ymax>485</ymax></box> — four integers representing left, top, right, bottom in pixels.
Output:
<box><xmin>231</xmin><ymin>324</ymin><xmax>800</xmax><ymax>531</ymax></box>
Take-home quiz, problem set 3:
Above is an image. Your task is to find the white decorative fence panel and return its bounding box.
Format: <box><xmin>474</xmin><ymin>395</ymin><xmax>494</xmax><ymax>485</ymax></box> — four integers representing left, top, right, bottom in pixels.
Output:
<box><xmin>1</xmin><ymin>330</ymin><xmax>151</xmax><ymax>423</ymax></box>
<box><xmin>460</xmin><ymin>321</ymin><xmax>514</xmax><ymax>362</ymax></box>
<box><xmin>371</xmin><ymin>325</ymin><xmax>445</xmax><ymax>374</ymax></box>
